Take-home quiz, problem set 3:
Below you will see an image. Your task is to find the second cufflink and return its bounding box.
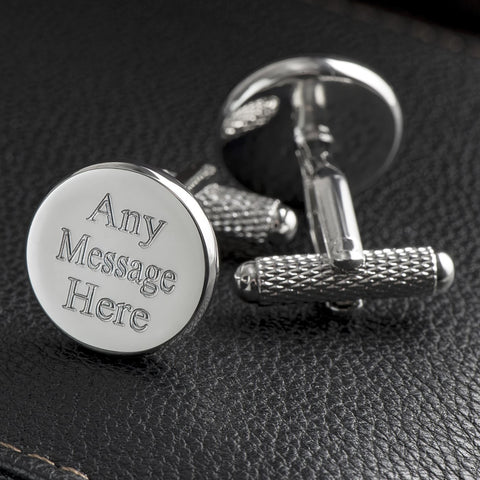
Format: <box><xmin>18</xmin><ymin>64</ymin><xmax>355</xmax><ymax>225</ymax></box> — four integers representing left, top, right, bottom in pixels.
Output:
<box><xmin>219</xmin><ymin>57</ymin><xmax>454</xmax><ymax>307</ymax></box>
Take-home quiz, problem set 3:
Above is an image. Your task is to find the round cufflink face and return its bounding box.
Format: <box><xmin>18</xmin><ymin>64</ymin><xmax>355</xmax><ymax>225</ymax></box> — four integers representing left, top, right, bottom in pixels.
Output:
<box><xmin>27</xmin><ymin>163</ymin><xmax>218</xmax><ymax>354</ymax></box>
<box><xmin>220</xmin><ymin>56</ymin><xmax>403</xmax><ymax>205</ymax></box>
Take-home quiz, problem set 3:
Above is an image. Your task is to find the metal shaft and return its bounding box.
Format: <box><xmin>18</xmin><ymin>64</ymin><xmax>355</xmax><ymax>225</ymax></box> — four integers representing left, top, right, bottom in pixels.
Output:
<box><xmin>293</xmin><ymin>79</ymin><xmax>364</xmax><ymax>270</ymax></box>
<box><xmin>235</xmin><ymin>247</ymin><xmax>454</xmax><ymax>304</ymax></box>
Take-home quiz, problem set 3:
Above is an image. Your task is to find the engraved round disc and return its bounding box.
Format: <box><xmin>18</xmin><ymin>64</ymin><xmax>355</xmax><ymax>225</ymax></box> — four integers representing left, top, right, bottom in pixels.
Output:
<box><xmin>220</xmin><ymin>56</ymin><xmax>403</xmax><ymax>205</ymax></box>
<box><xmin>27</xmin><ymin>163</ymin><xmax>218</xmax><ymax>354</ymax></box>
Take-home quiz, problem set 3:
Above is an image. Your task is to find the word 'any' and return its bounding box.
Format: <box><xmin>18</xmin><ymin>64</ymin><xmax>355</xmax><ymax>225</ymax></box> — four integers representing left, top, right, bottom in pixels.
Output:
<box><xmin>86</xmin><ymin>193</ymin><xmax>167</xmax><ymax>249</ymax></box>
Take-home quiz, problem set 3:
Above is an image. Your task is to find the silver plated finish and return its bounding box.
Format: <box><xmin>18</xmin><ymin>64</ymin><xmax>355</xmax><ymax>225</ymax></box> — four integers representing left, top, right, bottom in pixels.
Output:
<box><xmin>175</xmin><ymin>164</ymin><xmax>298</xmax><ymax>252</ymax></box>
<box><xmin>222</xmin><ymin>96</ymin><xmax>280</xmax><ymax>140</ymax></box>
<box><xmin>220</xmin><ymin>57</ymin><xmax>402</xmax><ymax>198</ymax></box>
<box><xmin>195</xmin><ymin>183</ymin><xmax>297</xmax><ymax>250</ymax></box>
<box><xmin>225</xmin><ymin>57</ymin><xmax>455</xmax><ymax>308</ymax></box>
<box><xmin>220</xmin><ymin>56</ymin><xmax>402</xmax><ymax>270</ymax></box>
<box><xmin>235</xmin><ymin>247</ymin><xmax>454</xmax><ymax>304</ymax></box>
<box><xmin>27</xmin><ymin>163</ymin><xmax>218</xmax><ymax>354</ymax></box>
<box><xmin>180</xmin><ymin>163</ymin><xmax>218</xmax><ymax>193</ymax></box>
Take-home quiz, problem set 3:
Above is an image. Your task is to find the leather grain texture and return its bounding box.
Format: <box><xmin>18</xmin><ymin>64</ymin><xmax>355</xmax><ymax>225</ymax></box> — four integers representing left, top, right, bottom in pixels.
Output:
<box><xmin>0</xmin><ymin>0</ymin><xmax>478</xmax><ymax>478</ymax></box>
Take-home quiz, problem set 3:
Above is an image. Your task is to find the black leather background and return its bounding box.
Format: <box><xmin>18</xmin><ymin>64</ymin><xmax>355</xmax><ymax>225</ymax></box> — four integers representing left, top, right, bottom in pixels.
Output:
<box><xmin>1</xmin><ymin>0</ymin><xmax>480</xmax><ymax>478</ymax></box>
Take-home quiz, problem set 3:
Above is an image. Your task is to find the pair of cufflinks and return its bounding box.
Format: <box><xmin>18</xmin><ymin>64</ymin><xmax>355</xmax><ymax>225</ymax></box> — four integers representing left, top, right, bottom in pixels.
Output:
<box><xmin>26</xmin><ymin>57</ymin><xmax>454</xmax><ymax>355</ymax></box>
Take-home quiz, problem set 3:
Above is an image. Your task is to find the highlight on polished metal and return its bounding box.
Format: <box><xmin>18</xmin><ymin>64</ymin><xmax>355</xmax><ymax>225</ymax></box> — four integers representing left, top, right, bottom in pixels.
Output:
<box><xmin>27</xmin><ymin>163</ymin><xmax>219</xmax><ymax>354</ymax></box>
<box><xmin>220</xmin><ymin>56</ymin><xmax>454</xmax><ymax>307</ymax></box>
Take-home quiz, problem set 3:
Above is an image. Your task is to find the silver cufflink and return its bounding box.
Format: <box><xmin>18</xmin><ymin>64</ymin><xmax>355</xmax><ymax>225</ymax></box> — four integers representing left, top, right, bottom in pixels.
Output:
<box><xmin>220</xmin><ymin>57</ymin><xmax>455</xmax><ymax>307</ymax></box>
<box><xmin>26</xmin><ymin>162</ymin><xmax>296</xmax><ymax>354</ymax></box>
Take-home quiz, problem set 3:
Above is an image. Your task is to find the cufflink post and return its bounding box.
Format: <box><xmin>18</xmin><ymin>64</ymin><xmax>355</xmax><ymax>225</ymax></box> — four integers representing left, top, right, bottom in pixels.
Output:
<box><xmin>292</xmin><ymin>77</ymin><xmax>364</xmax><ymax>269</ymax></box>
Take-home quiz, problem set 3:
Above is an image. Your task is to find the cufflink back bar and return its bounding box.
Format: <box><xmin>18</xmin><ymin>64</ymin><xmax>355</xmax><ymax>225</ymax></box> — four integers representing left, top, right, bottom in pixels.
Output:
<box><xmin>235</xmin><ymin>248</ymin><xmax>454</xmax><ymax>304</ymax></box>
<box><xmin>220</xmin><ymin>57</ymin><xmax>454</xmax><ymax>306</ymax></box>
<box><xmin>177</xmin><ymin>164</ymin><xmax>297</xmax><ymax>253</ymax></box>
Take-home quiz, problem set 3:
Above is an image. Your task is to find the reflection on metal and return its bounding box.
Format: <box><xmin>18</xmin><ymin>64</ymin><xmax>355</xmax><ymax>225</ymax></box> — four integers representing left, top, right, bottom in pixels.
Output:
<box><xmin>221</xmin><ymin>96</ymin><xmax>280</xmax><ymax>140</ymax></box>
<box><xmin>221</xmin><ymin>56</ymin><xmax>454</xmax><ymax>309</ymax></box>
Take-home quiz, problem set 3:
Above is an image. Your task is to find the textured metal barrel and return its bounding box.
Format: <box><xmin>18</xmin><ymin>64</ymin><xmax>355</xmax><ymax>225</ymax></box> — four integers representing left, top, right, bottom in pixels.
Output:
<box><xmin>195</xmin><ymin>183</ymin><xmax>297</xmax><ymax>250</ymax></box>
<box><xmin>236</xmin><ymin>247</ymin><xmax>448</xmax><ymax>303</ymax></box>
